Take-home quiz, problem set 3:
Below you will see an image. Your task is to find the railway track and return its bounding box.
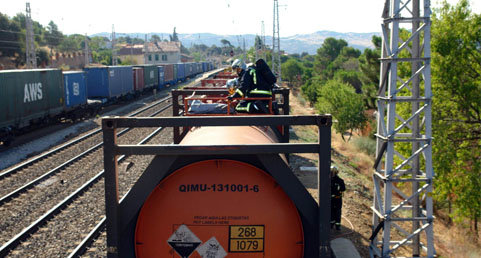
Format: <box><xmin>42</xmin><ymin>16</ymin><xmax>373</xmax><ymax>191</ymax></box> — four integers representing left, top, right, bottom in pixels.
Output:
<box><xmin>0</xmin><ymin>96</ymin><xmax>174</xmax><ymax>257</ymax></box>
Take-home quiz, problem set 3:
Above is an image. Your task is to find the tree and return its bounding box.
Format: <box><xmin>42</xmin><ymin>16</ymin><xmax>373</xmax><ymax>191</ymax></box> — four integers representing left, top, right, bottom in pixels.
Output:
<box><xmin>301</xmin><ymin>75</ymin><xmax>323</xmax><ymax>105</ymax></box>
<box><xmin>254</xmin><ymin>35</ymin><xmax>263</xmax><ymax>50</ymax></box>
<box><xmin>59</xmin><ymin>34</ymin><xmax>83</xmax><ymax>52</ymax></box>
<box><xmin>169</xmin><ymin>27</ymin><xmax>179</xmax><ymax>42</ymax></box>
<box><xmin>45</xmin><ymin>21</ymin><xmax>63</xmax><ymax>48</ymax></box>
<box><xmin>281</xmin><ymin>58</ymin><xmax>303</xmax><ymax>83</ymax></box>
<box><xmin>0</xmin><ymin>12</ymin><xmax>21</xmax><ymax>56</ymax></box>
<box><xmin>181</xmin><ymin>44</ymin><xmax>190</xmax><ymax>54</ymax></box>
<box><xmin>316</xmin><ymin>80</ymin><xmax>367</xmax><ymax>141</ymax></box>
<box><xmin>150</xmin><ymin>35</ymin><xmax>161</xmax><ymax>42</ymax></box>
<box><xmin>359</xmin><ymin>36</ymin><xmax>381</xmax><ymax>109</ymax></box>
<box><xmin>315</xmin><ymin>37</ymin><xmax>348</xmax><ymax>71</ymax></box>
<box><xmin>37</xmin><ymin>48</ymin><xmax>49</xmax><ymax>66</ymax></box>
<box><xmin>431</xmin><ymin>0</ymin><xmax>481</xmax><ymax>233</ymax></box>
<box><xmin>89</xmin><ymin>36</ymin><xmax>109</xmax><ymax>52</ymax></box>
<box><xmin>333</xmin><ymin>70</ymin><xmax>363</xmax><ymax>93</ymax></box>
<box><xmin>220</xmin><ymin>39</ymin><xmax>232</xmax><ymax>47</ymax></box>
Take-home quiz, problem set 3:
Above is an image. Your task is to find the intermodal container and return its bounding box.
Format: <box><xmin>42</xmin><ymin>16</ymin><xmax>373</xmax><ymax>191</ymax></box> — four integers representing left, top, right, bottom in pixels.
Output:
<box><xmin>172</xmin><ymin>64</ymin><xmax>178</xmax><ymax>83</ymax></box>
<box><xmin>157</xmin><ymin>66</ymin><xmax>165</xmax><ymax>89</ymax></box>
<box><xmin>133</xmin><ymin>67</ymin><xmax>145</xmax><ymax>92</ymax></box>
<box><xmin>135</xmin><ymin>64</ymin><xmax>158</xmax><ymax>88</ymax></box>
<box><xmin>176</xmin><ymin>63</ymin><xmax>185</xmax><ymax>82</ymax></box>
<box><xmin>159</xmin><ymin>64</ymin><xmax>174</xmax><ymax>85</ymax></box>
<box><xmin>84</xmin><ymin>66</ymin><xmax>133</xmax><ymax>98</ymax></box>
<box><xmin>202</xmin><ymin>62</ymin><xmax>207</xmax><ymax>73</ymax></box>
<box><xmin>184</xmin><ymin>63</ymin><xmax>192</xmax><ymax>78</ymax></box>
<box><xmin>0</xmin><ymin>69</ymin><xmax>64</xmax><ymax>129</ymax></box>
<box><xmin>191</xmin><ymin>63</ymin><xmax>197</xmax><ymax>75</ymax></box>
<box><xmin>63</xmin><ymin>71</ymin><xmax>87</xmax><ymax>109</ymax></box>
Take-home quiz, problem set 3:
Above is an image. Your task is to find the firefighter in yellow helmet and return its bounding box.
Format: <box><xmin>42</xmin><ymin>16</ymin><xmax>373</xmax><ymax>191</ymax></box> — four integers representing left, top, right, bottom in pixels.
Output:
<box><xmin>228</xmin><ymin>59</ymin><xmax>273</xmax><ymax>113</ymax></box>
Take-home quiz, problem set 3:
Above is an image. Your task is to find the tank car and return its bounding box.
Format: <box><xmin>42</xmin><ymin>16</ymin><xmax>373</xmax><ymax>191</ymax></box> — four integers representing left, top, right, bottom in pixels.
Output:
<box><xmin>102</xmin><ymin>76</ymin><xmax>333</xmax><ymax>257</ymax></box>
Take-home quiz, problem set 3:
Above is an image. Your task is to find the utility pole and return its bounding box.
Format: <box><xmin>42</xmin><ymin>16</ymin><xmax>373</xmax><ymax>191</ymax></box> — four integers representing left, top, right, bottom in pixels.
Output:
<box><xmin>255</xmin><ymin>34</ymin><xmax>259</xmax><ymax>61</ymax></box>
<box><xmin>243</xmin><ymin>38</ymin><xmax>246</xmax><ymax>63</ymax></box>
<box><xmin>111</xmin><ymin>25</ymin><xmax>117</xmax><ymax>65</ymax></box>
<box><xmin>261</xmin><ymin>21</ymin><xmax>266</xmax><ymax>60</ymax></box>
<box><xmin>84</xmin><ymin>33</ymin><xmax>89</xmax><ymax>66</ymax></box>
<box><xmin>371</xmin><ymin>0</ymin><xmax>434</xmax><ymax>257</ymax></box>
<box><xmin>272</xmin><ymin>0</ymin><xmax>281</xmax><ymax>83</ymax></box>
<box><xmin>144</xmin><ymin>34</ymin><xmax>148</xmax><ymax>64</ymax></box>
<box><xmin>25</xmin><ymin>2</ymin><xmax>37</xmax><ymax>69</ymax></box>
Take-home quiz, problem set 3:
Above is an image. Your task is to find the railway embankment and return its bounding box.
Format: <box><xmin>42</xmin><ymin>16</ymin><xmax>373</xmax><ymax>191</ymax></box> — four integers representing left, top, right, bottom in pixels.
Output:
<box><xmin>288</xmin><ymin>91</ymin><xmax>481</xmax><ymax>258</ymax></box>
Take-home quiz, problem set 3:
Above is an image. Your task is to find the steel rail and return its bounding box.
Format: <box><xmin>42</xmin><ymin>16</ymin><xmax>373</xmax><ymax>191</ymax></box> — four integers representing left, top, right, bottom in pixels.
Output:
<box><xmin>66</xmin><ymin>126</ymin><xmax>166</xmax><ymax>257</ymax></box>
<box><xmin>0</xmin><ymin>96</ymin><xmax>171</xmax><ymax>181</ymax></box>
<box><xmin>67</xmin><ymin>217</ymin><xmax>106</xmax><ymax>258</ymax></box>
<box><xmin>0</xmin><ymin>103</ymin><xmax>172</xmax><ymax>206</ymax></box>
<box><xmin>0</xmin><ymin>121</ymin><xmax>166</xmax><ymax>257</ymax></box>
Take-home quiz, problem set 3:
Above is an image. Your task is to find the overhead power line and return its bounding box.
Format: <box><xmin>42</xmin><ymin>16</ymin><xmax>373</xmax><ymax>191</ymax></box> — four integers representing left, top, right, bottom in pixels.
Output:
<box><xmin>0</xmin><ymin>46</ymin><xmax>22</xmax><ymax>50</ymax></box>
<box><xmin>0</xmin><ymin>29</ymin><xmax>84</xmax><ymax>40</ymax></box>
<box><xmin>0</xmin><ymin>40</ymin><xmax>22</xmax><ymax>44</ymax></box>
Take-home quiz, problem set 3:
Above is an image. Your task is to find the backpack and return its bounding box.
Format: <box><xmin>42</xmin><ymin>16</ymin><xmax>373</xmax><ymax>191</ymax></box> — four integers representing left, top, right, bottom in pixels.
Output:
<box><xmin>255</xmin><ymin>59</ymin><xmax>277</xmax><ymax>85</ymax></box>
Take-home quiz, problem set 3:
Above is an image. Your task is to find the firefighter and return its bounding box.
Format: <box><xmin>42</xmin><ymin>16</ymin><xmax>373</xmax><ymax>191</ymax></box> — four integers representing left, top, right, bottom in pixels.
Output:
<box><xmin>331</xmin><ymin>165</ymin><xmax>346</xmax><ymax>230</ymax></box>
<box><xmin>228</xmin><ymin>59</ymin><xmax>272</xmax><ymax>113</ymax></box>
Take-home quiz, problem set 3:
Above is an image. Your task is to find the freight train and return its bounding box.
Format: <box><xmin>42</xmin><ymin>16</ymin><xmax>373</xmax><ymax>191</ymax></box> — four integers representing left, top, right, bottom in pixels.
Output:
<box><xmin>101</xmin><ymin>68</ymin><xmax>334</xmax><ymax>257</ymax></box>
<box><xmin>0</xmin><ymin>62</ymin><xmax>214</xmax><ymax>145</ymax></box>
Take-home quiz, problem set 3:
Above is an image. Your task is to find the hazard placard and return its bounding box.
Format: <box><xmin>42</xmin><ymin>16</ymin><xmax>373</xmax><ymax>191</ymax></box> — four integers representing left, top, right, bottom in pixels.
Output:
<box><xmin>167</xmin><ymin>224</ymin><xmax>202</xmax><ymax>257</ymax></box>
<box><xmin>229</xmin><ymin>225</ymin><xmax>264</xmax><ymax>252</ymax></box>
<box><xmin>196</xmin><ymin>237</ymin><xmax>227</xmax><ymax>258</ymax></box>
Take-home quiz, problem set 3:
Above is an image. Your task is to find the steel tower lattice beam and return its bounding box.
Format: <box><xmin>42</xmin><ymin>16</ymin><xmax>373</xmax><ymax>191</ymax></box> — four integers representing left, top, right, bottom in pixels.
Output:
<box><xmin>84</xmin><ymin>34</ymin><xmax>90</xmax><ymax>66</ymax></box>
<box><xmin>112</xmin><ymin>25</ymin><xmax>117</xmax><ymax>66</ymax></box>
<box><xmin>371</xmin><ymin>0</ymin><xmax>435</xmax><ymax>257</ymax></box>
<box><xmin>272</xmin><ymin>0</ymin><xmax>281</xmax><ymax>83</ymax></box>
<box><xmin>25</xmin><ymin>2</ymin><xmax>37</xmax><ymax>69</ymax></box>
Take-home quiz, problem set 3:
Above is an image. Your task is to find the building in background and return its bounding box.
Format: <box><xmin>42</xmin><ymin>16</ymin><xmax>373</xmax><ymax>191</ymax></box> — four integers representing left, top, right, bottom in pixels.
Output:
<box><xmin>144</xmin><ymin>41</ymin><xmax>181</xmax><ymax>64</ymax></box>
<box><xmin>181</xmin><ymin>54</ymin><xmax>194</xmax><ymax>62</ymax></box>
<box><xmin>118</xmin><ymin>45</ymin><xmax>144</xmax><ymax>65</ymax></box>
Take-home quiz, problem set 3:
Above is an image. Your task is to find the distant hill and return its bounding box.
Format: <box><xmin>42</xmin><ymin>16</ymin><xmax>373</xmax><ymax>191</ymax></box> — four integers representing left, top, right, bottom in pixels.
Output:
<box><xmin>91</xmin><ymin>31</ymin><xmax>380</xmax><ymax>55</ymax></box>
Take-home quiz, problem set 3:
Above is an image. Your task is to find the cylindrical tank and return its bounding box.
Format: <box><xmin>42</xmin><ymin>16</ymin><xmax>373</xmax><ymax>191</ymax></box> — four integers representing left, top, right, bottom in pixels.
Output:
<box><xmin>135</xmin><ymin>126</ymin><xmax>304</xmax><ymax>257</ymax></box>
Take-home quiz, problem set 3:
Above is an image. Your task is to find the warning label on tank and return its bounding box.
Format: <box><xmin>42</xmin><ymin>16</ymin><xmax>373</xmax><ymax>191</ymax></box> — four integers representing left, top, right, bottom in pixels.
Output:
<box><xmin>228</xmin><ymin>225</ymin><xmax>265</xmax><ymax>252</ymax></box>
<box><xmin>192</xmin><ymin>215</ymin><xmax>249</xmax><ymax>225</ymax></box>
<box><xmin>196</xmin><ymin>237</ymin><xmax>227</xmax><ymax>258</ymax></box>
<box><xmin>167</xmin><ymin>224</ymin><xmax>202</xmax><ymax>257</ymax></box>
<box><xmin>178</xmin><ymin>184</ymin><xmax>260</xmax><ymax>193</ymax></box>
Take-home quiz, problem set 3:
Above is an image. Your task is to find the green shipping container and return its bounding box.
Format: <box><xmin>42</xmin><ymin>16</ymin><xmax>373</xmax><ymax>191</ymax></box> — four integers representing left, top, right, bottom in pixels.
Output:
<box><xmin>134</xmin><ymin>65</ymin><xmax>158</xmax><ymax>88</ymax></box>
<box><xmin>0</xmin><ymin>69</ymin><xmax>64</xmax><ymax>129</ymax></box>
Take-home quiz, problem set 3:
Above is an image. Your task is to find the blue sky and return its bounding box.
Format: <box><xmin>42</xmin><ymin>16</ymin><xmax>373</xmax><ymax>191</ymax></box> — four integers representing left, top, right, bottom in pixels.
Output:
<box><xmin>2</xmin><ymin>0</ymin><xmax>480</xmax><ymax>36</ymax></box>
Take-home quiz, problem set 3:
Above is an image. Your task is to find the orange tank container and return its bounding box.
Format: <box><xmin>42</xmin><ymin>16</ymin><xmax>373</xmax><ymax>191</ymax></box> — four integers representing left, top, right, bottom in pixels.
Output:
<box><xmin>135</xmin><ymin>126</ymin><xmax>303</xmax><ymax>257</ymax></box>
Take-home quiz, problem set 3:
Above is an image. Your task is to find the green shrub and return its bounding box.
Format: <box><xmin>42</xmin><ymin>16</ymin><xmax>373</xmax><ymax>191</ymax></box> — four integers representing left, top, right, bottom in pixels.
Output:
<box><xmin>353</xmin><ymin>136</ymin><xmax>376</xmax><ymax>157</ymax></box>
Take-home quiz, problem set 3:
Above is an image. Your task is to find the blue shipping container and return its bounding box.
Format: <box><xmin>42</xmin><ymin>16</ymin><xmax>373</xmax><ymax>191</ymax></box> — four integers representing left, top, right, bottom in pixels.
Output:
<box><xmin>84</xmin><ymin>66</ymin><xmax>133</xmax><ymax>98</ymax></box>
<box><xmin>63</xmin><ymin>71</ymin><xmax>87</xmax><ymax>108</ymax></box>
<box><xmin>184</xmin><ymin>63</ymin><xmax>191</xmax><ymax>78</ymax></box>
<box><xmin>176</xmin><ymin>63</ymin><xmax>185</xmax><ymax>82</ymax></box>
<box><xmin>157</xmin><ymin>66</ymin><xmax>165</xmax><ymax>89</ymax></box>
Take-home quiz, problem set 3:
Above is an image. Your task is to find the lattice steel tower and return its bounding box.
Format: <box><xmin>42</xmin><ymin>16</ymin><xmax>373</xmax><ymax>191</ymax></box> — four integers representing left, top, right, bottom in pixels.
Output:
<box><xmin>272</xmin><ymin>0</ymin><xmax>281</xmax><ymax>83</ymax></box>
<box><xmin>261</xmin><ymin>21</ymin><xmax>266</xmax><ymax>60</ymax></box>
<box><xmin>25</xmin><ymin>2</ymin><xmax>37</xmax><ymax>69</ymax></box>
<box><xmin>84</xmin><ymin>33</ymin><xmax>90</xmax><ymax>66</ymax></box>
<box><xmin>371</xmin><ymin>0</ymin><xmax>434</xmax><ymax>257</ymax></box>
<box><xmin>111</xmin><ymin>25</ymin><xmax>117</xmax><ymax>66</ymax></box>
